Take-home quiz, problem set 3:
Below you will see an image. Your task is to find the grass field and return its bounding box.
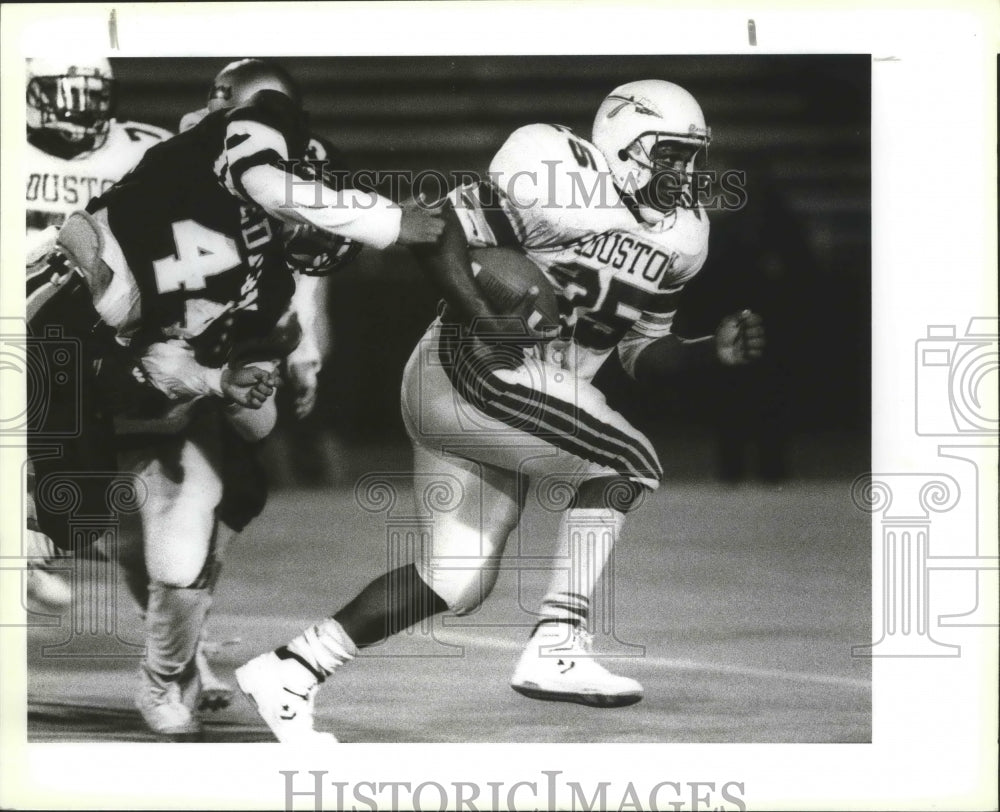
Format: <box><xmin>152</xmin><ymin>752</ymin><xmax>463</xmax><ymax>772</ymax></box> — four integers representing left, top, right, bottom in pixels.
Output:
<box><xmin>27</xmin><ymin>478</ymin><xmax>871</xmax><ymax>743</ymax></box>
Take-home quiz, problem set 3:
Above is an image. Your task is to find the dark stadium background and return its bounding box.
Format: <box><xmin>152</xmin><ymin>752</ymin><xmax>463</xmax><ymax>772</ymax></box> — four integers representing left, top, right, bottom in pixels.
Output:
<box><xmin>112</xmin><ymin>55</ymin><xmax>871</xmax><ymax>487</ymax></box>
<box><xmin>29</xmin><ymin>55</ymin><xmax>873</xmax><ymax>744</ymax></box>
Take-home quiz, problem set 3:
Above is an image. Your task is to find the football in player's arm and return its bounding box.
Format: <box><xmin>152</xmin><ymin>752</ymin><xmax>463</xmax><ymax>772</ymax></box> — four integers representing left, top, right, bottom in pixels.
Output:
<box><xmin>233</xmin><ymin>79</ymin><xmax>766</xmax><ymax>744</ymax></box>
<box><xmin>413</xmin><ymin>179</ymin><xmax>764</xmax><ymax>381</ymax></box>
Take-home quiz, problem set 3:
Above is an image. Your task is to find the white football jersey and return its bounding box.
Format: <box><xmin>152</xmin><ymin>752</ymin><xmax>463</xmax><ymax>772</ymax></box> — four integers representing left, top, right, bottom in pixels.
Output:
<box><xmin>26</xmin><ymin>119</ymin><xmax>172</xmax><ymax>236</ymax></box>
<box><xmin>452</xmin><ymin>123</ymin><xmax>710</xmax><ymax>382</ymax></box>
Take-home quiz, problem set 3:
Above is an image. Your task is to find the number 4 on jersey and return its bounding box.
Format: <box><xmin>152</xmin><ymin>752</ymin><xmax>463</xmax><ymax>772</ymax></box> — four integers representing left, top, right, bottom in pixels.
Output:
<box><xmin>153</xmin><ymin>220</ymin><xmax>241</xmax><ymax>294</ymax></box>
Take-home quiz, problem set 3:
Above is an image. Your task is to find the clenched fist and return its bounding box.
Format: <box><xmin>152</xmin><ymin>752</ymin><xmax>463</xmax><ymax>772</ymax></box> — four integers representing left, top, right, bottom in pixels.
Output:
<box><xmin>221</xmin><ymin>364</ymin><xmax>277</xmax><ymax>409</ymax></box>
<box><xmin>715</xmin><ymin>310</ymin><xmax>766</xmax><ymax>365</ymax></box>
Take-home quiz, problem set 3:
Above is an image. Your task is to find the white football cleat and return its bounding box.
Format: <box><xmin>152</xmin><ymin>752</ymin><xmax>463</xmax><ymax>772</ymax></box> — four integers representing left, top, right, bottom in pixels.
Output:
<box><xmin>25</xmin><ymin>529</ymin><xmax>72</xmax><ymax>612</ymax></box>
<box><xmin>136</xmin><ymin>664</ymin><xmax>202</xmax><ymax>739</ymax></box>
<box><xmin>235</xmin><ymin>652</ymin><xmax>337</xmax><ymax>744</ymax></box>
<box><xmin>195</xmin><ymin>640</ymin><xmax>234</xmax><ymax>711</ymax></box>
<box><xmin>510</xmin><ymin>623</ymin><xmax>643</xmax><ymax>708</ymax></box>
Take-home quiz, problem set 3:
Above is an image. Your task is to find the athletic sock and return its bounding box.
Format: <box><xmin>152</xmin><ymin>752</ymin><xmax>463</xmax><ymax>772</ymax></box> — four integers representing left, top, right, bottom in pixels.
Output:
<box><xmin>276</xmin><ymin>563</ymin><xmax>448</xmax><ymax>689</ymax></box>
<box><xmin>535</xmin><ymin>507</ymin><xmax>625</xmax><ymax>636</ymax></box>
<box><xmin>280</xmin><ymin>618</ymin><xmax>357</xmax><ymax>689</ymax></box>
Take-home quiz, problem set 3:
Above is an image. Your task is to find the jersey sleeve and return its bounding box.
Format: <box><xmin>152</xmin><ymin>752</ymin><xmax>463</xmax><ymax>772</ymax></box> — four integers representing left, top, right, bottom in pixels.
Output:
<box><xmin>222</xmin><ymin>92</ymin><xmax>401</xmax><ymax>249</ymax></box>
<box><xmin>220</xmin><ymin>90</ymin><xmax>306</xmax><ymax>201</ymax></box>
<box><xmin>448</xmin><ymin>181</ymin><xmax>522</xmax><ymax>249</ymax></box>
<box><xmin>616</xmin><ymin>310</ymin><xmax>677</xmax><ymax>380</ymax></box>
<box><xmin>138</xmin><ymin>339</ymin><xmax>224</xmax><ymax>400</ymax></box>
<box><xmin>178</xmin><ymin>107</ymin><xmax>209</xmax><ymax>132</ymax></box>
<box><xmin>616</xmin><ymin>261</ymin><xmax>709</xmax><ymax>380</ymax></box>
<box><xmin>485</xmin><ymin>124</ymin><xmax>628</xmax><ymax>250</ymax></box>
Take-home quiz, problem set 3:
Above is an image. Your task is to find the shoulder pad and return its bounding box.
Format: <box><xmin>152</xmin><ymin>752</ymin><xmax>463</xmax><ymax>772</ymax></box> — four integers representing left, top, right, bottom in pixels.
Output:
<box><xmin>178</xmin><ymin>107</ymin><xmax>209</xmax><ymax>132</ymax></box>
<box><xmin>227</xmin><ymin>90</ymin><xmax>308</xmax><ymax>157</ymax></box>
<box><xmin>490</xmin><ymin>124</ymin><xmax>566</xmax><ymax>176</ymax></box>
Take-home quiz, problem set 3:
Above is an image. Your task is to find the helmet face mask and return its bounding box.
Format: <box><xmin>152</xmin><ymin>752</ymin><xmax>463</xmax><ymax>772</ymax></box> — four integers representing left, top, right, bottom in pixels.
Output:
<box><xmin>26</xmin><ymin>59</ymin><xmax>116</xmax><ymax>149</ymax></box>
<box><xmin>627</xmin><ymin>136</ymin><xmax>706</xmax><ymax>215</ymax></box>
<box><xmin>592</xmin><ymin>80</ymin><xmax>711</xmax><ymax>222</ymax></box>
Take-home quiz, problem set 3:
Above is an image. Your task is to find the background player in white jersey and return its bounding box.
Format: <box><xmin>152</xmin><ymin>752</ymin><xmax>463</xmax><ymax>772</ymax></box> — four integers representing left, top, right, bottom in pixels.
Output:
<box><xmin>24</xmin><ymin>57</ymin><xmax>172</xmax><ymax>610</ymax></box>
<box><xmin>236</xmin><ymin>79</ymin><xmax>764</xmax><ymax>743</ymax></box>
<box><xmin>29</xmin><ymin>58</ymin><xmax>444</xmax><ymax>738</ymax></box>
<box><xmin>25</xmin><ymin>58</ymin><xmax>171</xmax><ymax>265</ymax></box>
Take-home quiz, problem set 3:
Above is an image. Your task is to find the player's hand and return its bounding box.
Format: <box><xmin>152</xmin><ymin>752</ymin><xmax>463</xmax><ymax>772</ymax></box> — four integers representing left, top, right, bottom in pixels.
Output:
<box><xmin>469</xmin><ymin>286</ymin><xmax>556</xmax><ymax>343</ymax></box>
<box><xmin>221</xmin><ymin>365</ymin><xmax>276</xmax><ymax>409</ymax></box>
<box><xmin>397</xmin><ymin>198</ymin><xmax>446</xmax><ymax>246</ymax></box>
<box><xmin>286</xmin><ymin>359</ymin><xmax>320</xmax><ymax>419</ymax></box>
<box><xmin>715</xmin><ymin>309</ymin><xmax>766</xmax><ymax>365</ymax></box>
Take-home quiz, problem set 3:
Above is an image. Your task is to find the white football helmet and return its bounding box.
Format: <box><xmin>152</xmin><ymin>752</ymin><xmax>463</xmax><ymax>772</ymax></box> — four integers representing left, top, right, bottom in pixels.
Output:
<box><xmin>592</xmin><ymin>79</ymin><xmax>711</xmax><ymax>222</ymax></box>
<box><xmin>26</xmin><ymin>57</ymin><xmax>116</xmax><ymax>147</ymax></box>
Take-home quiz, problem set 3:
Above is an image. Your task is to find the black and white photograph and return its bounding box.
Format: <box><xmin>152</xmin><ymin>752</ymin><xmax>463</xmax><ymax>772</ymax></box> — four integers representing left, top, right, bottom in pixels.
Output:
<box><xmin>0</xmin><ymin>3</ymin><xmax>996</xmax><ymax>811</ymax></box>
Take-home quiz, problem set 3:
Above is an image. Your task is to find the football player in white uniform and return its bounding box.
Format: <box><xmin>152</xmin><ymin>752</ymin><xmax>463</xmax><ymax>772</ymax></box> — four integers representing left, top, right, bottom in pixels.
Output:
<box><xmin>236</xmin><ymin>80</ymin><xmax>764</xmax><ymax>743</ymax></box>
<box><xmin>24</xmin><ymin>57</ymin><xmax>172</xmax><ymax>610</ymax></box>
<box><xmin>29</xmin><ymin>58</ymin><xmax>444</xmax><ymax>739</ymax></box>
<box><xmin>25</xmin><ymin>57</ymin><xmax>171</xmax><ymax>273</ymax></box>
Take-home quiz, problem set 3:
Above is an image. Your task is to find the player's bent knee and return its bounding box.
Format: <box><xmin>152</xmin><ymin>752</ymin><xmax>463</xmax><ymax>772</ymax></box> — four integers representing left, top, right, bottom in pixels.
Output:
<box><xmin>148</xmin><ymin>561</ymin><xmax>205</xmax><ymax>589</ymax></box>
<box><xmin>576</xmin><ymin>476</ymin><xmax>648</xmax><ymax>512</ymax></box>
<box><xmin>145</xmin><ymin>537</ymin><xmax>212</xmax><ymax>587</ymax></box>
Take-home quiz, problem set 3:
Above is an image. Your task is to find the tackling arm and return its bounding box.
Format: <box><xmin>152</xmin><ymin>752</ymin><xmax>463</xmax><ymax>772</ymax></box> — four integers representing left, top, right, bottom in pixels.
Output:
<box><xmin>223</xmin><ymin>93</ymin><xmax>441</xmax><ymax>250</ymax></box>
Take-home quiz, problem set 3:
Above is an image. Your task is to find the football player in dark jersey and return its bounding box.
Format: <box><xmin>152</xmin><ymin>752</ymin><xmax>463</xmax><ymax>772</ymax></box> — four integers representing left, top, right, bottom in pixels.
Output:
<box><xmin>28</xmin><ymin>57</ymin><xmax>443</xmax><ymax>738</ymax></box>
<box><xmin>103</xmin><ymin>59</ymin><xmax>366</xmax><ymax>718</ymax></box>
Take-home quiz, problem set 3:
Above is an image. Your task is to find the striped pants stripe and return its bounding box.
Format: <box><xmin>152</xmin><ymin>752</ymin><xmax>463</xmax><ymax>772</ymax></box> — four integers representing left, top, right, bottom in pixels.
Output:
<box><xmin>401</xmin><ymin>321</ymin><xmax>662</xmax><ymax>490</ymax></box>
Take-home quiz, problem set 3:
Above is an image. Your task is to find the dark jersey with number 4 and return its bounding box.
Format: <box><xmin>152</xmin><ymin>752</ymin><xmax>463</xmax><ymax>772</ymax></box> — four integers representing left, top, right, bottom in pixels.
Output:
<box><xmin>86</xmin><ymin>90</ymin><xmax>312</xmax><ymax>367</ymax></box>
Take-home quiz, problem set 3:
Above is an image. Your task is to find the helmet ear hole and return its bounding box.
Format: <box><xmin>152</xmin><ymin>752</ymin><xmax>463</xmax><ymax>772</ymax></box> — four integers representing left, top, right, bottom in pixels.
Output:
<box><xmin>618</xmin><ymin>149</ymin><xmax>630</xmax><ymax>161</ymax></box>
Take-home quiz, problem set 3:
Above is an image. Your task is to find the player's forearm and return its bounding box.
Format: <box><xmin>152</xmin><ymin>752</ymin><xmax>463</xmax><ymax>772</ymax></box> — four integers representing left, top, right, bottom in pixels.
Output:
<box><xmin>409</xmin><ymin>204</ymin><xmax>496</xmax><ymax>321</ymax></box>
<box><xmin>140</xmin><ymin>341</ymin><xmax>224</xmax><ymax>400</ymax></box>
<box><xmin>240</xmin><ymin>163</ymin><xmax>401</xmax><ymax>249</ymax></box>
<box><xmin>631</xmin><ymin>334</ymin><xmax>718</xmax><ymax>380</ymax></box>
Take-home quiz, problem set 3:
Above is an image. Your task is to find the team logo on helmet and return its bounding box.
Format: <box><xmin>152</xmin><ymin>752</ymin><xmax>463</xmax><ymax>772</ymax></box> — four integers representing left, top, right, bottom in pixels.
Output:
<box><xmin>604</xmin><ymin>94</ymin><xmax>660</xmax><ymax>119</ymax></box>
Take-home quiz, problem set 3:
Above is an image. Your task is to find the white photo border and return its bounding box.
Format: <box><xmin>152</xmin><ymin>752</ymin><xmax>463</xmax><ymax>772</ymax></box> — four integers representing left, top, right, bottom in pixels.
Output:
<box><xmin>1</xmin><ymin>2</ymin><xmax>997</xmax><ymax>810</ymax></box>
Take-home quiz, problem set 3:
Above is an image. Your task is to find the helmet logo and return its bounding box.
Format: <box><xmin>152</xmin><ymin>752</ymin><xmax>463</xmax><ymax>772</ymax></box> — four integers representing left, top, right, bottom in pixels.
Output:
<box><xmin>605</xmin><ymin>94</ymin><xmax>659</xmax><ymax>118</ymax></box>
